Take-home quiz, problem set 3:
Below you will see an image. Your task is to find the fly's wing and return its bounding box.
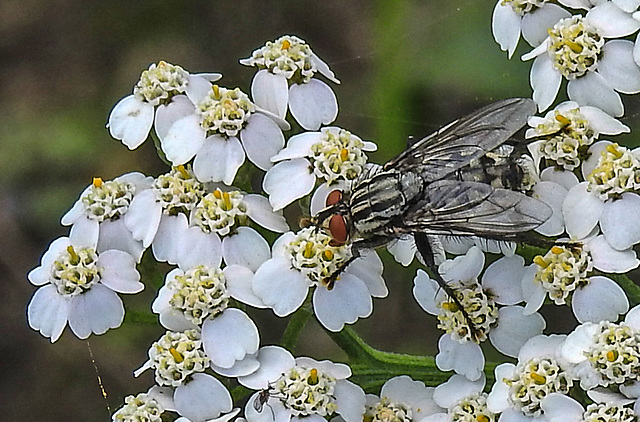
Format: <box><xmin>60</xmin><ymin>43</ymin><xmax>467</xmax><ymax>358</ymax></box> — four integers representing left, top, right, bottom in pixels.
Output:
<box><xmin>384</xmin><ymin>98</ymin><xmax>536</xmax><ymax>183</ymax></box>
<box><xmin>400</xmin><ymin>180</ymin><xmax>552</xmax><ymax>237</ymax></box>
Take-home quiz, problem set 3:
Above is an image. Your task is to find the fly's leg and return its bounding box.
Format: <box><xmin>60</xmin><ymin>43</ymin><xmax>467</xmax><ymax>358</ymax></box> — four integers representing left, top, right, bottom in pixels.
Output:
<box><xmin>414</xmin><ymin>233</ymin><xmax>482</xmax><ymax>342</ymax></box>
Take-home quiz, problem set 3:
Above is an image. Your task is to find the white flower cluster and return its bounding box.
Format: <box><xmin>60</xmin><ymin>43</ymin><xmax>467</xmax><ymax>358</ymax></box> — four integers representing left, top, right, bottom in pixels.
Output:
<box><xmin>26</xmin><ymin>4</ymin><xmax>640</xmax><ymax>421</ymax></box>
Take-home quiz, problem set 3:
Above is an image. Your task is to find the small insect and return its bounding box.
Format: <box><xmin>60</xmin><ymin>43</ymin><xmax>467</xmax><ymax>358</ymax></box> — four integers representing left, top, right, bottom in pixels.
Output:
<box><xmin>310</xmin><ymin>98</ymin><xmax>552</xmax><ymax>335</ymax></box>
<box><xmin>253</xmin><ymin>385</ymin><xmax>278</xmax><ymax>418</ymax></box>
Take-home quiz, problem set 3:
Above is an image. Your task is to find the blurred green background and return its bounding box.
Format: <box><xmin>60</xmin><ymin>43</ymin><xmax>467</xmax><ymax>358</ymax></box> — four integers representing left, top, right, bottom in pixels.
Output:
<box><xmin>3</xmin><ymin>1</ymin><xmax>639</xmax><ymax>420</ymax></box>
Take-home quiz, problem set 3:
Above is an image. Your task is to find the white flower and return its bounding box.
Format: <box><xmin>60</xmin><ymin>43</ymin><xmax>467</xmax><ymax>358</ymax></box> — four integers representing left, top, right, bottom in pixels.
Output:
<box><xmin>108</xmin><ymin>61</ymin><xmax>221</xmax><ymax>150</ymax></box>
<box><xmin>252</xmin><ymin>228</ymin><xmax>387</xmax><ymax>332</ymax></box>
<box><xmin>521</xmin><ymin>3</ymin><xmax>640</xmax><ymax>115</ymax></box>
<box><xmin>559</xmin><ymin>304</ymin><xmax>640</xmax><ymax>390</ymax></box>
<box><xmin>154</xmin><ymin>84</ymin><xmax>290</xmax><ymax>184</ymax></box>
<box><xmin>240</xmin><ymin>35</ymin><xmax>340</xmax><ymax>130</ymax></box>
<box><xmin>134</xmin><ymin>330</ymin><xmax>237</xmax><ymax>422</ymax></box>
<box><xmin>563</xmin><ymin>141</ymin><xmax>640</xmax><ymax>251</ymax></box>
<box><xmin>27</xmin><ymin>223</ymin><xmax>143</xmax><ymax>342</ymax></box>
<box><xmin>526</xmin><ymin>101</ymin><xmax>630</xmax><ymax>171</ymax></box>
<box><xmin>492</xmin><ymin>0</ymin><xmax>571</xmax><ymax>58</ymax></box>
<box><xmin>264</xmin><ymin>127</ymin><xmax>377</xmax><ymax>210</ymax></box>
<box><xmin>413</xmin><ymin>247</ymin><xmax>546</xmax><ymax>381</ymax></box>
<box><xmin>363</xmin><ymin>376</ymin><xmax>439</xmax><ymax>422</ymax></box>
<box><xmin>425</xmin><ymin>374</ymin><xmax>497</xmax><ymax>422</ymax></box>
<box><xmin>522</xmin><ymin>242</ymin><xmax>630</xmax><ymax>323</ymax></box>
<box><xmin>112</xmin><ymin>389</ymin><xmax>166</xmax><ymax>422</ymax></box>
<box><xmin>239</xmin><ymin>346</ymin><xmax>366</xmax><ymax>422</ymax></box>
<box><xmin>541</xmin><ymin>391</ymin><xmax>638</xmax><ymax>422</ymax></box>
<box><xmin>61</xmin><ymin>172</ymin><xmax>154</xmax><ymax>262</ymax></box>
<box><xmin>487</xmin><ymin>334</ymin><xmax>573</xmax><ymax>420</ymax></box>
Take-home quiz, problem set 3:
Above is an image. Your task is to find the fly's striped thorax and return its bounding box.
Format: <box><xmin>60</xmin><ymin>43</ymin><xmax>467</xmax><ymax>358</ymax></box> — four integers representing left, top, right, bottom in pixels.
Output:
<box><xmin>349</xmin><ymin>170</ymin><xmax>423</xmax><ymax>236</ymax></box>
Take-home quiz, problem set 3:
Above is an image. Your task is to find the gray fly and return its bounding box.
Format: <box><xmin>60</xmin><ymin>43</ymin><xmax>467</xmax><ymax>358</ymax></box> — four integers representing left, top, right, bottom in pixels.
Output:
<box><xmin>310</xmin><ymin>98</ymin><xmax>552</xmax><ymax>337</ymax></box>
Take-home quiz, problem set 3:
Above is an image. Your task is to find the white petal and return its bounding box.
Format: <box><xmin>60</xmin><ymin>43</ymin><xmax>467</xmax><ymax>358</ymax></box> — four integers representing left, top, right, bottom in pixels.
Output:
<box><xmin>567</xmin><ymin>72</ymin><xmax>624</xmax><ymax>117</ymax></box>
<box><xmin>346</xmin><ymin>251</ymin><xmax>387</xmax><ymax>298</ymax></box>
<box><xmin>69</xmin><ymin>217</ymin><xmax>99</xmax><ymax>249</ymax></box>
<box><xmin>540</xmin><ymin>393</ymin><xmax>584</xmax><ymax>422</ymax></box>
<box><xmin>161</xmin><ymin>114</ymin><xmax>206</xmax><ymax>165</ymax></box>
<box><xmin>224</xmin><ymin>265</ymin><xmax>265</xmax><ymax>308</ymax></box>
<box><xmin>518</xmin><ymin>334</ymin><xmax>566</xmax><ymax>362</ymax></box>
<box><xmin>97</xmin><ymin>219</ymin><xmax>145</xmax><ymax>262</ymax></box>
<box><xmin>613</xmin><ymin>0</ymin><xmax>640</xmax><ymax>13</ymax></box>
<box><xmin>580</xmin><ymin>106</ymin><xmax>630</xmax><ymax>135</ymax></box>
<box><xmin>210</xmin><ymin>354</ymin><xmax>260</xmax><ymax>378</ymax></box>
<box><xmin>176</xmin><ymin>226</ymin><xmax>222</xmax><ymax>269</ymax></box>
<box><xmin>155</xmin><ymin>95</ymin><xmax>194</xmax><ymax>139</ymax></box>
<box><xmin>241</xmin><ymin>114</ymin><xmax>285</xmax><ymax>171</ymax></box>
<box><xmin>222</xmin><ymin>227</ymin><xmax>270</xmax><ymax>272</ymax></box>
<box><xmin>263</xmin><ymin>159</ymin><xmax>316</xmax><ymax>210</ymax></box>
<box><xmin>152</xmin><ymin>214</ymin><xmax>189</xmax><ymax>264</ymax></box>
<box><xmin>435</xmin><ymin>334</ymin><xmax>484</xmax><ymax>381</ymax></box>
<box><xmin>252</xmin><ymin>257</ymin><xmax>310</xmax><ymax>316</ymax></box>
<box><xmin>238</xmin><ymin>345</ymin><xmax>295</xmax><ymax>389</ymax></box>
<box><xmin>492</xmin><ymin>2</ymin><xmax>521</xmax><ymax>58</ymax></box>
<box><xmin>562</xmin><ymin>182</ymin><xmax>603</xmax><ymax>239</ymax></box>
<box><xmin>521</xmin><ymin>264</ymin><xmax>547</xmax><ymax>315</ymax></box>
<box><xmin>174</xmin><ymin>373</ymin><xmax>232</xmax><ymax>422</ymax></box>
<box><xmin>68</xmin><ymin>284</ymin><xmax>124</xmax><ymax>338</ymax></box>
<box><xmin>489</xmin><ymin>306</ymin><xmax>546</xmax><ymax>357</ymax></box>
<box><xmin>560</xmin><ymin>322</ymin><xmax>599</xmax><ymax>364</ymax></box>
<box><xmin>601</xmin><ymin>192</ymin><xmax>640</xmax><ymax>250</ymax></box>
<box><xmin>202</xmin><ymin>308</ymin><xmax>259</xmax><ymax>368</ymax></box>
<box><xmin>413</xmin><ymin>270</ymin><xmax>442</xmax><ymax>316</ymax></box>
<box><xmin>124</xmin><ymin>189</ymin><xmax>163</xmax><ymax>248</ymax></box>
<box><xmin>28</xmin><ymin>237</ymin><xmax>71</xmax><ymax>286</ymax></box>
<box><xmin>587</xmin><ymin>235</ymin><xmax>640</xmax><ymax>272</ymax></box>
<box><xmin>522</xmin><ymin>4</ymin><xmax>571</xmax><ymax>46</ymax></box>
<box><xmin>27</xmin><ymin>285</ymin><xmax>69</xmax><ymax>342</ymax></box>
<box><xmin>107</xmin><ymin>95</ymin><xmax>154</xmax><ymax>149</ymax></box>
<box><xmin>387</xmin><ymin>236</ymin><xmax>416</xmax><ymax>267</ymax></box>
<box><xmin>334</xmin><ymin>381</ymin><xmax>366</xmax><ymax>422</ymax></box>
<box><xmin>271</xmin><ymin>131</ymin><xmax>321</xmax><ymax>162</ymax></box>
<box><xmin>433</xmin><ymin>374</ymin><xmax>484</xmax><ymax>409</ymax></box>
<box><xmin>540</xmin><ymin>167</ymin><xmax>579</xmax><ymax>190</ymax></box>
<box><xmin>310</xmin><ymin>181</ymin><xmax>347</xmax><ymax>216</ymax></box>
<box><xmin>486</xmin><ymin>364</ymin><xmax>515</xmax><ymax>413</ymax></box>
<box><xmin>313</xmin><ymin>273</ymin><xmax>372</xmax><ymax>332</ymax></box>
<box><xmin>635</xmin><ymin>31</ymin><xmax>640</xmax><ymax>67</ymax></box>
<box><xmin>244</xmin><ymin>194</ymin><xmax>289</xmax><ymax>232</ymax></box>
<box><xmin>482</xmin><ymin>255</ymin><xmax>525</xmax><ymax>305</ymax></box>
<box><xmin>438</xmin><ymin>246</ymin><xmax>484</xmax><ymax>283</ymax></box>
<box><xmin>61</xmin><ymin>195</ymin><xmax>87</xmax><ymax>226</ymax></box>
<box><xmin>582</xmin><ymin>141</ymin><xmax>611</xmax><ymax>180</ymax></box>
<box><xmin>382</xmin><ymin>376</ymin><xmax>432</xmax><ymax>408</ymax></box>
<box><xmin>572</xmin><ymin>276</ymin><xmax>629</xmax><ymax>323</ymax></box>
<box><xmin>626</xmin><ymin>304</ymin><xmax>640</xmax><ymax>329</ymax></box>
<box><xmin>193</xmin><ymin>135</ymin><xmax>246</xmax><ymax>185</ymax></box>
<box><xmin>587</xmin><ymin>2</ymin><xmax>640</xmax><ymax>37</ymax></box>
<box><xmin>98</xmin><ymin>249</ymin><xmax>143</xmax><ymax>293</ymax></box>
<box><xmin>532</xmin><ymin>181</ymin><xmax>567</xmax><ymax>236</ymax></box>
<box><xmin>529</xmin><ymin>54</ymin><xmax>562</xmax><ymax>112</ymax></box>
<box><xmin>289</xmin><ymin>80</ymin><xmax>338</xmax><ymax>130</ymax></box>
<box><xmin>311</xmin><ymin>54</ymin><xmax>340</xmax><ymax>84</ymax></box>
<box><xmin>159</xmin><ymin>308</ymin><xmax>197</xmax><ymax>332</ymax></box>
<box><xmin>185</xmin><ymin>74</ymin><xmax>216</xmax><ymax>105</ymax></box>
<box><xmin>598</xmin><ymin>40</ymin><xmax>640</xmax><ymax>94</ymax></box>
<box><xmin>251</xmin><ymin>70</ymin><xmax>289</xmax><ymax>119</ymax></box>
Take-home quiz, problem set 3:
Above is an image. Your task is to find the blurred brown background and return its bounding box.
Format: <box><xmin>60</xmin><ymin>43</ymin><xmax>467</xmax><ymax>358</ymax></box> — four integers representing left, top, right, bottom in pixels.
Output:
<box><xmin>3</xmin><ymin>0</ymin><xmax>639</xmax><ymax>420</ymax></box>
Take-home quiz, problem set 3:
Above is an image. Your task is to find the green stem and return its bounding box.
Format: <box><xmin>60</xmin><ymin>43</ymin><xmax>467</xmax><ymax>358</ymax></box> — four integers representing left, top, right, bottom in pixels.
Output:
<box><xmin>280</xmin><ymin>304</ymin><xmax>313</xmax><ymax>353</ymax></box>
<box><xmin>608</xmin><ymin>273</ymin><xmax>640</xmax><ymax>306</ymax></box>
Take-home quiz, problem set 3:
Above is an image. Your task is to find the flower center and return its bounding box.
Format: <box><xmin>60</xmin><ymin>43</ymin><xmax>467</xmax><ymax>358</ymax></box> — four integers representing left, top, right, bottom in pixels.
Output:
<box><xmin>583</xmin><ymin>402</ymin><xmax>637</xmax><ymax>422</ymax></box>
<box><xmin>51</xmin><ymin>245</ymin><xmax>100</xmax><ymax>296</ymax></box>
<box><xmin>501</xmin><ymin>0</ymin><xmax>549</xmax><ymax>16</ymax></box>
<box><xmin>449</xmin><ymin>393</ymin><xmax>496</xmax><ymax>422</ymax></box>
<box><xmin>133</xmin><ymin>61</ymin><xmax>189</xmax><ymax>106</ymax></box>
<box><xmin>310</xmin><ymin>128</ymin><xmax>370</xmax><ymax>184</ymax></box>
<box><xmin>197</xmin><ymin>85</ymin><xmax>255</xmax><ymax>137</ymax></box>
<box><xmin>192</xmin><ymin>189</ymin><xmax>248</xmax><ymax>236</ymax></box>
<box><xmin>147</xmin><ymin>330</ymin><xmax>209</xmax><ymax>387</ymax></box>
<box><xmin>153</xmin><ymin>165</ymin><xmax>205</xmax><ymax>216</ymax></box>
<box><xmin>437</xmin><ymin>283</ymin><xmax>498</xmax><ymax>343</ymax></box>
<box><xmin>112</xmin><ymin>393</ymin><xmax>164</xmax><ymax>422</ymax></box>
<box><xmin>241</xmin><ymin>35</ymin><xmax>317</xmax><ymax>83</ymax></box>
<box><xmin>274</xmin><ymin>366</ymin><xmax>338</xmax><ymax>417</ymax></box>
<box><xmin>369</xmin><ymin>397</ymin><xmax>412</xmax><ymax>422</ymax></box>
<box><xmin>167</xmin><ymin>265</ymin><xmax>229</xmax><ymax>325</ymax></box>
<box><xmin>547</xmin><ymin>16</ymin><xmax>603</xmax><ymax>79</ymax></box>
<box><xmin>585</xmin><ymin>322</ymin><xmax>640</xmax><ymax>386</ymax></box>
<box><xmin>284</xmin><ymin>228</ymin><xmax>352</xmax><ymax>285</ymax></box>
<box><xmin>533</xmin><ymin>245</ymin><xmax>592</xmax><ymax>305</ymax></box>
<box><xmin>82</xmin><ymin>177</ymin><xmax>136</xmax><ymax>222</ymax></box>
<box><xmin>587</xmin><ymin>143</ymin><xmax>640</xmax><ymax>201</ymax></box>
<box><xmin>532</xmin><ymin>108</ymin><xmax>596</xmax><ymax>170</ymax></box>
<box><xmin>505</xmin><ymin>357</ymin><xmax>572</xmax><ymax>417</ymax></box>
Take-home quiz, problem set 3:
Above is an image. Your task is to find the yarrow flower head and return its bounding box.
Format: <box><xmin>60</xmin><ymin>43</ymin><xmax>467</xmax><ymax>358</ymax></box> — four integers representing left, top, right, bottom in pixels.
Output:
<box><xmin>521</xmin><ymin>3</ymin><xmax>640</xmax><ymax>116</ymax></box>
<box><xmin>241</xmin><ymin>35</ymin><xmax>340</xmax><ymax>130</ymax></box>
<box><xmin>363</xmin><ymin>376</ymin><xmax>437</xmax><ymax>422</ymax></box>
<box><xmin>112</xmin><ymin>392</ymin><xmax>165</xmax><ymax>422</ymax></box>
<box><xmin>27</xmin><ymin>225</ymin><xmax>143</xmax><ymax>342</ymax></box>
<box><xmin>252</xmin><ymin>228</ymin><xmax>386</xmax><ymax>331</ymax></box>
<box><xmin>108</xmin><ymin>61</ymin><xmax>222</xmax><ymax>150</ymax></box>
<box><xmin>587</xmin><ymin>143</ymin><xmax>640</xmax><ymax>201</ymax></box>
<box><xmin>533</xmin><ymin>245</ymin><xmax>592</xmax><ymax>304</ymax></box>
<box><xmin>264</xmin><ymin>127</ymin><xmax>377</xmax><ymax>210</ymax></box>
<box><xmin>197</xmin><ymin>85</ymin><xmax>256</xmax><ymax>138</ymax></box>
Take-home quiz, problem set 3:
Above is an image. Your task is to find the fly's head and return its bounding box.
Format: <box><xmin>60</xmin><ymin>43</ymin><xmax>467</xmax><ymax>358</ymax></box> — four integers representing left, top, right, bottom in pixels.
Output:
<box><xmin>301</xmin><ymin>189</ymin><xmax>353</xmax><ymax>246</ymax></box>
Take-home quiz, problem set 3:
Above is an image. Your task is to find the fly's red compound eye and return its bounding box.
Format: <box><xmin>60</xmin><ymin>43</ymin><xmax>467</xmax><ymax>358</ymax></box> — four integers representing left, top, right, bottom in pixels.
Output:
<box><xmin>329</xmin><ymin>214</ymin><xmax>348</xmax><ymax>244</ymax></box>
<box><xmin>325</xmin><ymin>190</ymin><xmax>343</xmax><ymax>207</ymax></box>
